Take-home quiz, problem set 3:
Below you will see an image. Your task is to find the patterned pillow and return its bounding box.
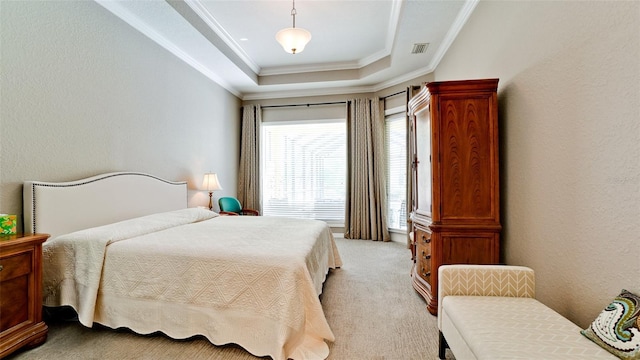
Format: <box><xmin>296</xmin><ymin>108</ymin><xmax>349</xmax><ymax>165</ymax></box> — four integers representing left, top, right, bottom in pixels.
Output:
<box><xmin>581</xmin><ymin>289</ymin><xmax>640</xmax><ymax>359</ymax></box>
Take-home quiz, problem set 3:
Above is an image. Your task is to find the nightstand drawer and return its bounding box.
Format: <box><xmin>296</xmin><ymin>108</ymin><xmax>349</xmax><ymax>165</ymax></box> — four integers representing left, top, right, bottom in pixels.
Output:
<box><xmin>0</xmin><ymin>252</ymin><xmax>31</xmax><ymax>282</ymax></box>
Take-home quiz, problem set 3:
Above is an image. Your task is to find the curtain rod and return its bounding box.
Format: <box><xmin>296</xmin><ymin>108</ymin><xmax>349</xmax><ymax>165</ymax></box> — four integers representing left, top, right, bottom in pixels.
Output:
<box><xmin>260</xmin><ymin>89</ymin><xmax>407</xmax><ymax>109</ymax></box>
<box><xmin>261</xmin><ymin>101</ymin><xmax>346</xmax><ymax>109</ymax></box>
<box><xmin>381</xmin><ymin>89</ymin><xmax>406</xmax><ymax>100</ymax></box>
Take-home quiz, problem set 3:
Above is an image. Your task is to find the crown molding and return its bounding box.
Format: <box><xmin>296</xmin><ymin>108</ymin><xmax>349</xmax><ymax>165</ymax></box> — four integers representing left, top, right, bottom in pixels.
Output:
<box><xmin>242</xmin><ymin>65</ymin><xmax>434</xmax><ymax>101</ymax></box>
<box><xmin>242</xmin><ymin>85</ymin><xmax>377</xmax><ymax>101</ymax></box>
<box><xmin>427</xmin><ymin>0</ymin><xmax>479</xmax><ymax>71</ymax></box>
<box><xmin>255</xmin><ymin>0</ymin><xmax>403</xmax><ymax>77</ymax></box>
<box><xmin>95</xmin><ymin>0</ymin><xmax>242</xmax><ymax>98</ymax></box>
<box><xmin>357</xmin><ymin>0</ymin><xmax>404</xmax><ymax>68</ymax></box>
<box><xmin>260</xmin><ymin>61</ymin><xmax>362</xmax><ymax>76</ymax></box>
<box><xmin>245</xmin><ymin>0</ymin><xmax>479</xmax><ymax>100</ymax></box>
<box><xmin>96</xmin><ymin>0</ymin><xmax>478</xmax><ymax>102</ymax></box>
<box><xmin>184</xmin><ymin>0</ymin><xmax>262</xmax><ymax>74</ymax></box>
<box><xmin>372</xmin><ymin>67</ymin><xmax>434</xmax><ymax>93</ymax></box>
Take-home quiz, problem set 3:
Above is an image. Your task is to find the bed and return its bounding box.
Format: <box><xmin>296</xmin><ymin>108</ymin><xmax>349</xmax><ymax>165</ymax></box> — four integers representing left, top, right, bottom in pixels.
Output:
<box><xmin>23</xmin><ymin>172</ymin><xmax>342</xmax><ymax>360</ymax></box>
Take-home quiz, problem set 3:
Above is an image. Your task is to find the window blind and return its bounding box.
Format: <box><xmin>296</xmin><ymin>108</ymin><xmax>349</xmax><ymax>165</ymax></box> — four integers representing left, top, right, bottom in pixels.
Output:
<box><xmin>385</xmin><ymin>114</ymin><xmax>407</xmax><ymax>230</ymax></box>
<box><xmin>261</xmin><ymin>120</ymin><xmax>346</xmax><ymax>223</ymax></box>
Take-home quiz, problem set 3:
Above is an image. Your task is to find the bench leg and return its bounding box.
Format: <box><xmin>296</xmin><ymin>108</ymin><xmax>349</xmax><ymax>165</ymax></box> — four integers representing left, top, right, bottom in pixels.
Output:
<box><xmin>439</xmin><ymin>331</ymin><xmax>449</xmax><ymax>359</ymax></box>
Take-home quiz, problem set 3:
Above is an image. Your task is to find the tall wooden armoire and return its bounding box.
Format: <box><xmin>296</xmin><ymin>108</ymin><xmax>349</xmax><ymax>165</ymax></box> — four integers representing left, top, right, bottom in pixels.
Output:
<box><xmin>408</xmin><ymin>79</ymin><xmax>501</xmax><ymax>315</ymax></box>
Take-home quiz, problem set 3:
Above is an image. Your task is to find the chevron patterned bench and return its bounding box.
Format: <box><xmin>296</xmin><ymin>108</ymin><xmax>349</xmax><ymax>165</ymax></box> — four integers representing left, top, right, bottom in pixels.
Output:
<box><xmin>437</xmin><ymin>265</ymin><xmax>616</xmax><ymax>360</ymax></box>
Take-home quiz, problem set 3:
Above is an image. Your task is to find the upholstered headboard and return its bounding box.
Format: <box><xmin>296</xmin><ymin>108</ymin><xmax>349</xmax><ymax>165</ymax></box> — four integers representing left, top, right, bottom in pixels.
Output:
<box><xmin>23</xmin><ymin>172</ymin><xmax>188</xmax><ymax>238</ymax></box>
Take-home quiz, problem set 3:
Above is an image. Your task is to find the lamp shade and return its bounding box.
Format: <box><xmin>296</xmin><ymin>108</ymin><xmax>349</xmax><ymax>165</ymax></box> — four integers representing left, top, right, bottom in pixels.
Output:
<box><xmin>202</xmin><ymin>173</ymin><xmax>223</xmax><ymax>191</ymax></box>
<box><xmin>275</xmin><ymin>27</ymin><xmax>311</xmax><ymax>54</ymax></box>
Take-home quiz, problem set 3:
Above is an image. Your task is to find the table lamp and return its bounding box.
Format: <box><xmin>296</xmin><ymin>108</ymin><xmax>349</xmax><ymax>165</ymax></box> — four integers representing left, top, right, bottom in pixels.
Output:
<box><xmin>202</xmin><ymin>173</ymin><xmax>223</xmax><ymax>211</ymax></box>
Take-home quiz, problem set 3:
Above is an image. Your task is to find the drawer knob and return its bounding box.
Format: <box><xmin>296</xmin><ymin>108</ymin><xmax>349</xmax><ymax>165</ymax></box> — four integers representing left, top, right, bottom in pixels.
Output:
<box><xmin>422</xmin><ymin>251</ymin><xmax>431</xmax><ymax>260</ymax></box>
<box><xmin>0</xmin><ymin>264</ymin><xmax>3</xmax><ymax>272</ymax></box>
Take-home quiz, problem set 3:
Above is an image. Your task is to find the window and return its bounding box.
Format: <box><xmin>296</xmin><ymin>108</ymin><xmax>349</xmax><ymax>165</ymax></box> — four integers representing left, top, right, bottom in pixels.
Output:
<box><xmin>385</xmin><ymin>113</ymin><xmax>407</xmax><ymax>231</ymax></box>
<box><xmin>261</xmin><ymin>120</ymin><xmax>346</xmax><ymax>224</ymax></box>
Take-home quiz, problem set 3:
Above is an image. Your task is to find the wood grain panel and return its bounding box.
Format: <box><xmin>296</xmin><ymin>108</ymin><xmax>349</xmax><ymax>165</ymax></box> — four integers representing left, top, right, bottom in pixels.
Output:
<box><xmin>0</xmin><ymin>276</ymin><xmax>29</xmax><ymax>330</ymax></box>
<box><xmin>0</xmin><ymin>234</ymin><xmax>49</xmax><ymax>358</ymax></box>
<box><xmin>408</xmin><ymin>79</ymin><xmax>501</xmax><ymax>316</ymax></box>
<box><xmin>440</xmin><ymin>96</ymin><xmax>493</xmax><ymax>220</ymax></box>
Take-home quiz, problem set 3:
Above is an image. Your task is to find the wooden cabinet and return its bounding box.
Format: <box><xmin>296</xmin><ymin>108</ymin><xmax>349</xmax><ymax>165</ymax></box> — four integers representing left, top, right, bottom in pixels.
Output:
<box><xmin>408</xmin><ymin>79</ymin><xmax>501</xmax><ymax>315</ymax></box>
<box><xmin>0</xmin><ymin>233</ymin><xmax>49</xmax><ymax>359</ymax></box>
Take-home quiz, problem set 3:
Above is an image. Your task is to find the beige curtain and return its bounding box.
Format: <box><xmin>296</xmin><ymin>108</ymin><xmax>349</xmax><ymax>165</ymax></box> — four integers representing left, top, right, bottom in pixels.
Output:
<box><xmin>344</xmin><ymin>98</ymin><xmax>390</xmax><ymax>241</ymax></box>
<box><xmin>238</xmin><ymin>104</ymin><xmax>261</xmax><ymax>211</ymax></box>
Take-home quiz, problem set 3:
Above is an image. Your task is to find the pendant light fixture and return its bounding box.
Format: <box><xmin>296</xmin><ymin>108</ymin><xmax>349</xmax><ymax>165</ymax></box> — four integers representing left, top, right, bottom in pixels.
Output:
<box><xmin>275</xmin><ymin>0</ymin><xmax>311</xmax><ymax>54</ymax></box>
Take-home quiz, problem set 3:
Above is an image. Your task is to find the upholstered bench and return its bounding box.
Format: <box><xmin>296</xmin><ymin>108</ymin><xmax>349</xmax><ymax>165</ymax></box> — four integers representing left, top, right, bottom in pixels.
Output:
<box><xmin>437</xmin><ymin>265</ymin><xmax>624</xmax><ymax>360</ymax></box>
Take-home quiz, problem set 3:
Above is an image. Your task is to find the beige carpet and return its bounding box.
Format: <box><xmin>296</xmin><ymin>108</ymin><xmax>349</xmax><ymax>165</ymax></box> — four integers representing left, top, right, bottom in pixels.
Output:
<box><xmin>8</xmin><ymin>237</ymin><xmax>453</xmax><ymax>360</ymax></box>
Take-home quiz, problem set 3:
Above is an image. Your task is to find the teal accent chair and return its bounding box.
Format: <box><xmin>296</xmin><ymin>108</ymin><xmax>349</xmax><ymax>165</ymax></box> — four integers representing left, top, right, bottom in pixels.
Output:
<box><xmin>218</xmin><ymin>197</ymin><xmax>259</xmax><ymax>216</ymax></box>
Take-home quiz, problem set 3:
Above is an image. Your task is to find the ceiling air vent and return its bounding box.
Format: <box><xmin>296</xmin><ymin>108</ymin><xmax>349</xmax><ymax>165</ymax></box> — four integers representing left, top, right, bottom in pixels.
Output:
<box><xmin>411</xmin><ymin>43</ymin><xmax>429</xmax><ymax>54</ymax></box>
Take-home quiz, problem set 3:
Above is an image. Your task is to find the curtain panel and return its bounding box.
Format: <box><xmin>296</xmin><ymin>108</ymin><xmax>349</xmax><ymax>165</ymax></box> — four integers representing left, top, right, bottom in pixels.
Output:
<box><xmin>238</xmin><ymin>104</ymin><xmax>261</xmax><ymax>211</ymax></box>
<box><xmin>344</xmin><ymin>98</ymin><xmax>390</xmax><ymax>241</ymax></box>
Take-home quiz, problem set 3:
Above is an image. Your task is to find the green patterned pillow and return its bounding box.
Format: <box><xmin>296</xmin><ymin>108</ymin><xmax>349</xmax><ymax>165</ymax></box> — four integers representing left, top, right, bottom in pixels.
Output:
<box><xmin>581</xmin><ymin>289</ymin><xmax>640</xmax><ymax>359</ymax></box>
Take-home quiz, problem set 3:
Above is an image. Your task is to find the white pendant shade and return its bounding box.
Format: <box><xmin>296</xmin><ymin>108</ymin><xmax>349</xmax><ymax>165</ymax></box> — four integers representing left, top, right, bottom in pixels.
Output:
<box><xmin>276</xmin><ymin>27</ymin><xmax>311</xmax><ymax>54</ymax></box>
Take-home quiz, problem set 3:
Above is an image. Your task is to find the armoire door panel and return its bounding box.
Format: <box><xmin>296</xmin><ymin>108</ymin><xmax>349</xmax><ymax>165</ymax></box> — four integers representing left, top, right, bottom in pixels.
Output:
<box><xmin>440</xmin><ymin>96</ymin><xmax>494</xmax><ymax>221</ymax></box>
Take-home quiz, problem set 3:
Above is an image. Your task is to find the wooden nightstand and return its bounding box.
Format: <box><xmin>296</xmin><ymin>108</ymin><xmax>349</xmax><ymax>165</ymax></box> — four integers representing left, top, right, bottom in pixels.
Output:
<box><xmin>0</xmin><ymin>233</ymin><xmax>49</xmax><ymax>359</ymax></box>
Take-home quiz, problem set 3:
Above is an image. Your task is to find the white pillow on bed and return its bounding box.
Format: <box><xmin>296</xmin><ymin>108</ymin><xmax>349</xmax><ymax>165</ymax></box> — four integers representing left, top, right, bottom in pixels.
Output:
<box><xmin>51</xmin><ymin>207</ymin><xmax>218</xmax><ymax>243</ymax></box>
<box><xmin>152</xmin><ymin>207</ymin><xmax>219</xmax><ymax>222</ymax></box>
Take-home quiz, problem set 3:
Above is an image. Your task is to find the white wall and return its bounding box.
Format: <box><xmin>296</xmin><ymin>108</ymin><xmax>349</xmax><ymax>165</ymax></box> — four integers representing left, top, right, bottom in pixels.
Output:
<box><xmin>0</xmin><ymin>1</ymin><xmax>241</xmax><ymax>227</ymax></box>
<box><xmin>435</xmin><ymin>0</ymin><xmax>640</xmax><ymax>327</ymax></box>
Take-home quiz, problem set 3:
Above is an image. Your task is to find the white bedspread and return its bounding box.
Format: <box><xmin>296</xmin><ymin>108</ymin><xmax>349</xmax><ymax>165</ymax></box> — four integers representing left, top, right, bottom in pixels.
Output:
<box><xmin>42</xmin><ymin>208</ymin><xmax>342</xmax><ymax>360</ymax></box>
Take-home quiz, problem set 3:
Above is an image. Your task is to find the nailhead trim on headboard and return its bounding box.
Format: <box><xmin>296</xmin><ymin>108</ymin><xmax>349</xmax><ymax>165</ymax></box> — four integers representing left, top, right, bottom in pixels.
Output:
<box><xmin>28</xmin><ymin>172</ymin><xmax>188</xmax><ymax>234</ymax></box>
